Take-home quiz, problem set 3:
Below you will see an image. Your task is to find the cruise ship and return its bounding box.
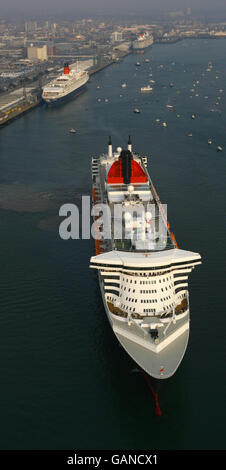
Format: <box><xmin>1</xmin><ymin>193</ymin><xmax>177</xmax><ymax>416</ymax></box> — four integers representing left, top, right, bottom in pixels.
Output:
<box><xmin>42</xmin><ymin>63</ymin><xmax>89</xmax><ymax>105</ymax></box>
<box><xmin>90</xmin><ymin>138</ymin><xmax>201</xmax><ymax>379</ymax></box>
<box><xmin>133</xmin><ymin>33</ymin><xmax>154</xmax><ymax>50</ymax></box>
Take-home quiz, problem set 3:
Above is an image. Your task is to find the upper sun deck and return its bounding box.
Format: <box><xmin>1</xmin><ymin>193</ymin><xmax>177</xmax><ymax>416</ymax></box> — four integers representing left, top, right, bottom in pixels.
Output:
<box><xmin>98</xmin><ymin>147</ymin><xmax>152</xmax><ymax>202</ymax></box>
<box><xmin>93</xmin><ymin>140</ymin><xmax>175</xmax><ymax>253</ymax></box>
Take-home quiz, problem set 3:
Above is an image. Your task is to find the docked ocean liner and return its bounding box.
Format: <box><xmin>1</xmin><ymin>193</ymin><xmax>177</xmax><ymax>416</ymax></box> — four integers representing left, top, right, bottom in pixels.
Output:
<box><xmin>42</xmin><ymin>63</ymin><xmax>89</xmax><ymax>104</ymax></box>
<box><xmin>90</xmin><ymin>138</ymin><xmax>201</xmax><ymax>379</ymax></box>
<box><xmin>133</xmin><ymin>32</ymin><xmax>154</xmax><ymax>50</ymax></box>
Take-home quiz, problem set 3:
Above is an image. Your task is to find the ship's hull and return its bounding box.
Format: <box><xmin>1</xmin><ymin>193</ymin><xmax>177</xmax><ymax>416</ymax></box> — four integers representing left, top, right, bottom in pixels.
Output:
<box><xmin>90</xmin><ymin>145</ymin><xmax>201</xmax><ymax>380</ymax></box>
<box><xmin>133</xmin><ymin>39</ymin><xmax>154</xmax><ymax>50</ymax></box>
<box><xmin>42</xmin><ymin>82</ymin><xmax>87</xmax><ymax>106</ymax></box>
<box><xmin>99</xmin><ymin>273</ymin><xmax>189</xmax><ymax>379</ymax></box>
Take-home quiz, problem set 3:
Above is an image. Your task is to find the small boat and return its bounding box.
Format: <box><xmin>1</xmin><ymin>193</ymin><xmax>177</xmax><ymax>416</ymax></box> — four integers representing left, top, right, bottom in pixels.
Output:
<box><xmin>141</xmin><ymin>85</ymin><xmax>153</xmax><ymax>93</ymax></box>
<box><xmin>96</xmin><ymin>85</ymin><xmax>100</xmax><ymax>89</ymax></box>
<box><xmin>208</xmin><ymin>139</ymin><xmax>212</xmax><ymax>145</ymax></box>
<box><xmin>191</xmin><ymin>114</ymin><xmax>196</xmax><ymax>119</ymax></box>
<box><xmin>217</xmin><ymin>146</ymin><xmax>223</xmax><ymax>152</ymax></box>
<box><xmin>104</xmin><ymin>98</ymin><xmax>109</xmax><ymax>103</ymax></box>
<box><xmin>166</xmin><ymin>104</ymin><xmax>173</xmax><ymax>109</ymax></box>
<box><xmin>169</xmin><ymin>82</ymin><xmax>174</xmax><ymax>88</ymax></box>
<box><xmin>144</xmin><ymin>58</ymin><xmax>150</xmax><ymax>63</ymax></box>
<box><xmin>136</xmin><ymin>62</ymin><xmax>141</xmax><ymax>66</ymax></box>
<box><xmin>188</xmin><ymin>133</ymin><xmax>193</xmax><ymax>137</ymax></box>
<box><xmin>162</xmin><ymin>122</ymin><xmax>167</xmax><ymax>128</ymax></box>
<box><xmin>121</xmin><ymin>83</ymin><xmax>127</xmax><ymax>88</ymax></box>
<box><xmin>155</xmin><ymin>118</ymin><xmax>161</xmax><ymax>122</ymax></box>
<box><xmin>69</xmin><ymin>128</ymin><xmax>76</xmax><ymax>134</ymax></box>
<box><xmin>97</xmin><ymin>98</ymin><xmax>101</xmax><ymax>102</ymax></box>
<box><xmin>134</xmin><ymin>108</ymin><xmax>140</xmax><ymax>114</ymax></box>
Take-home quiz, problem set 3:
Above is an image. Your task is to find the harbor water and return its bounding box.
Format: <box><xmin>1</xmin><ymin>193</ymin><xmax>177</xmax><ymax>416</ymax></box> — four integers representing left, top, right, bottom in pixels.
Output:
<box><xmin>0</xmin><ymin>39</ymin><xmax>225</xmax><ymax>450</ymax></box>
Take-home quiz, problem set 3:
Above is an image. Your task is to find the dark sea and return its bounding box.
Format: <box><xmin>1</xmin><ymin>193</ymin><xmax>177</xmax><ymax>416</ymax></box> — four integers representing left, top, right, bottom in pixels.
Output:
<box><xmin>0</xmin><ymin>39</ymin><xmax>225</xmax><ymax>450</ymax></box>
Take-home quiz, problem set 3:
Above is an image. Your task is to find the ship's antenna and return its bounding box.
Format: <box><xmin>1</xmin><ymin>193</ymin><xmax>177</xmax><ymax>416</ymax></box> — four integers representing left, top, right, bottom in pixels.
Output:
<box><xmin>108</xmin><ymin>135</ymin><xmax>113</xmax><ymax>158</ymax></box>
<box><xmin>128</xmin><ymin>135</ymin><xmax>132</xmax><ymax>152</ymax></box>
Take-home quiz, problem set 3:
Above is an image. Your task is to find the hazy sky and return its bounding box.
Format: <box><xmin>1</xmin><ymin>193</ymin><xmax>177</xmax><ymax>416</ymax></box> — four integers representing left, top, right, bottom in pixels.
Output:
<box><xmin>2</xmin><ymin>0</ymin><xmax>226</xmax><ymax>18</ymax></box>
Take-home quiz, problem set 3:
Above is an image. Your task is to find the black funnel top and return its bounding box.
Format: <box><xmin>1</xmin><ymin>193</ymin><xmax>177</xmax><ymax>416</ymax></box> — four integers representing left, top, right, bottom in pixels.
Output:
<box><xmin>108</xmin><ymin>135</ymin><xmax>112</xmax><ymax>145</ymax></box>
<box><xmin>120</xmin><ymin>150</ymin><xmax>132</xmax><ymax>184</ymax></box>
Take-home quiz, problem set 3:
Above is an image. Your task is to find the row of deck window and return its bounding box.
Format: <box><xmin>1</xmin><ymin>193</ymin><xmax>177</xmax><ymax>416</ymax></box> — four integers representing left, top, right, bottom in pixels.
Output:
<box><xmin>140</xmin><ymin>290</ymin><xmax>157</xmax><ymax>294</ymax></box>
<box><xmin>125</xmin><ymin>297</ymin><xmax>137</xmax><ymax>303</ymax></box>
<box><xmin>122</xmin><ymin>277</ymin><xmax>173</xmax><ymax>285</ymax></box>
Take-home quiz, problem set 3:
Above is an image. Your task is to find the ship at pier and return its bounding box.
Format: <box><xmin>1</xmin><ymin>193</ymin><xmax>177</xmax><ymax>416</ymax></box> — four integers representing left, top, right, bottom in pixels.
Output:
<box><xmin>133</xmin><ymin>32</ymin><xmax>154</xmax><ymax>50</ymax></box>
<box><xmin>90</xmin><ymin>137</ymin><xmax>201</xmax><ymax>379</ymax></box>
<box><xmin>42</xmin><ymin>63</ymin><xmax>89</xmax><ymax>105</ymax></box>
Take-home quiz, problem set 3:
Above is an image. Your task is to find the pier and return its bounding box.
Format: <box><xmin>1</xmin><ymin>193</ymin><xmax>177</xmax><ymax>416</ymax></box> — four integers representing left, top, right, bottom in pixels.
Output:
<box><xmin>0</xmin><ymin>87</ymin><xmax>41</xmax><ymax>127</ymax></box>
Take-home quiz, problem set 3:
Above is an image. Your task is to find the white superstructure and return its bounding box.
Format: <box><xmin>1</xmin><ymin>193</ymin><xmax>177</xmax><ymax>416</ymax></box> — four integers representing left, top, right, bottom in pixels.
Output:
<box><xmin>42</xmin><ymin>63</ymin><xmax>89</xmax><ymax>104</ymax></box>
<box><xmin>90</xmin><ymin>138</ymin><xmax>201</xmax><ymax>379</ymax></box>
